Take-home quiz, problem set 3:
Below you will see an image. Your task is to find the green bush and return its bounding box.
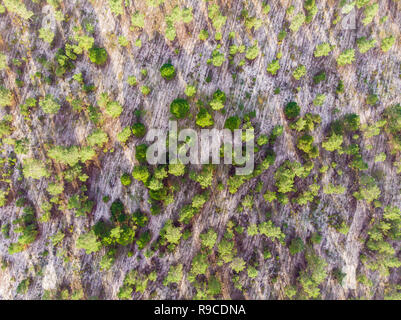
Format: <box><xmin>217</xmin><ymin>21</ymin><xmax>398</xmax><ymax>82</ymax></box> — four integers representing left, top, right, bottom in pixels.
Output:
<box><xmin>356</xmin><ymin>0</ymin><xmax>370</xmax><ymax>8</ymax></box>
<box><xmin>297</xmin><ymin>134</ymin><xmax>314</xmax><ymax>154</ymax></box>
<box><xmin>184</xmin><ymin>85</ymin><xmax>196</xmax><ymax>97</ymax></box>
<box><xmin>168</xmin><ymin>162</ymin><xmax>186</xmax><ymax>176</ymax></box>
<box><xmin>257</xmin><ymin>134</ymin><xmax>269</xmax><ymax>146</ymax></box>
<box><xmin>105</xmin><ymin>101</ymin><xmax>123</xmax><ymax>118</ymax></box>
<box><xmin>3</xmin><ymin>0</ymin><xmax>34</xmax><ymax>19</ymax></box>
<box><xmin>284</xmin><ymin>101</ymin><xmax>300</xmax><ymax>120</ymax></box>
<box><xmin>289</xmin><ymin>12</ymin><xmax>305</xmax><ymax>32</ymax></box>
<box><xmin>140</xmin><ymin>86</ymin><xmax>151</xmax><ymax>96</ymax></box>
<box><xmin>132</xmin><ymin>122</ymin><xmax>146</xmax><ymax>138</ymax></box>
<box><xmin>198</xmin><ymin>29</ymin><xmax>209</xmax><ymax>41</ymax></box>
<box><xmin>314</xmin><ymin>43</ymin><xmax>333</xmax><ymax>57</ymax></box>
<box><xmin>160</xmin><ymin>63</ymin><xmax>176</xmax><ymax>80</ymax></box>
<box><xmin>298</xmin><ymin>252</ymin><xmax>328</xmax><ymax>299</ymax></box>
<box><xmin>362</xmin><ymin>3</ymin><xmax>378</xmax><ymax>26</ymax></box>
<box><xmin>200</xmin><ymin>228</ymin><xmax>217</xmax><ymax>249</ymax></box>
<box><xmin>87</xmin><ymin>129</ymin><xmax>108</xmax><ymax>147</ymax></box>
<box><xmin>170</xmin><ymin>98</ymin><xmax>190</xmax><ymax>119</ymax></box>
<box><xmin>76</xmin><ymin>230</ymin><xmax>102</xmax><ymax>254</ymax></box>
<box><xmin>322</xmin><ymin>133</ymin><xmax>343</xmax><ymax>152</ymax></box>
<box><xmin>131</xmin><ymin>11</ymin><xmax>145</xmax><ymax>28</ymax></box>
<box><xmin>323</xmin><ymin>183</ymin><xmax>346</xmax><ymax>195</ymax></box>
<box><xmin>274</xmin><ymin>160</ymin><xmax>309</xmax><ymax>194</ymax></box>
<box><xmin>313</xmin><ymin>94</ymin><xmax>326</xmax><ymax>106</ymax></box>
<box><xmin>224</xmin><ymin>116</ymin><xmax>241</xmax><ymax>131</ymax></box>
<box><xmin>0</xmin><ymin>53</ymin><xmax>7</xmax><ymax>70</ymax></box>
<box><xmin>245</xmin><ymin>42</ymin><xmax>260</xmax><ymax>60</ymax></box>
<box><xmin>189</xmin><ymin>165</ymin><xmax>214</xmax><ymax>189</ymax></box>
<box><xmin>230</xmin><ymin>257</ymin><xmax>246</xmax><ymax>273</ymax></box>
<box><xmin>210</xmin><ymin>49</ymin><xmax>225</xmax><ymax>67</ymax></box>
<box><xmin>336</xmin><ymin>49</ymin><xmax>355</xmax><ymax>67</ymax></box>
<box><xmin>293</xmin><ymin>65</ymin><xmax>306</xmax><ymax>80</ymax></box>
<box><xmin>210</xmin><ymin>89</ymin><xmax>226</xmax><ymax>110</ymax></box>
<box><xmin>161</xmin><ymin>219</ymin><xmax>182</xmax><ymax>246</ymax></box>
<box><xmin>179</xmin><ymin>205</ymin><xmax>197</xmax><ymax>224</ymax></box>
<box><xmin>121</xmin><ymin>173</ymin><xmax>132</xmax><ymax>186</ymax></box>
<box><xmin>164</xmin><ymin>264</ymin><xmax>183</xmax><ymax>286</ymax></box>
<box><xmin>208</xmin><ymin>4</ymin><xmax>227</xmax><ymax>31</ymax></box>
<box><xmin>313</xmin><ymin>71</ymin><xmax>326</xmax><ymax>84</ymax></box>
<box><xmin>39</xmin><ymin>94</ymin><xmax>60</xmax><ymax>114</ymax></box>
<box><xmin>127</xmin><ymin>75</ymin><xmax>137</xmax><ymax>86</ymax></box>
<box><xmin>218</xmin><ymin>239</ymin><xmax>235</xmax><ymax>263</ymax></box>
<box><xmin>38</xmin><ymin>28</ymin><xmax>55</xmax><ymax>44</ymax></box>
<box><xmin>0</xmin><ymin>86</ymin><xmax>13</xmax><ymax>107</ymax></box>
<box><xmin>132</xmin><ymin>165</ymin><xmax>150</xmax><ymax>183</ymax></box>
<box><xmin>108</xmin><ymin>0</ymin><xmax>123</xmax><ymax>16</ymax></box>
<box><xmin>135</xmin><ymin>144</ymin><xmax>148</xmax><ymax>163</ymax></box>
<box><xmin>266</xmin><ymin>59</ymin><xmax>280</xmax><ymax>75</ymax></box>
<box><xmin>259</xmin><ymin>221</ymin><xmax>285</xmax><ymax>242</ymax></box>
<box><xmin>357</xmin><ymin>37</ymin><xmax>376</xmax><ymax>54</ymax></box>
<box><xmin>89</xmin><ymin>47</ymin><xmax>108</xmax><ymax>65</ymax></box>
<box><xmin>353</xmin><ymin>175</ymin><xmax>381</xmax><ymax>203</ymax></box>
<box><xmin>117</xmin><ymin>126</ymin><xmax>132</xmax><ymax>143</ymax></box>
<box><xmin>23</xmin><ymin>158</ymin><xmax>50</xmax><ymax>179</ymax></box>
<box><xmin>289</xmin><ymin>237</ymin><xmax>305</xmax><ymax>255</ymax></box>
<box><xmin>381</xmin><ymin>36</ymin><xmax>395</xmax><ymax>52</ymax></box>
<box><xmin>343</xmin><ymin>113</ymin><xmax>360</xmax><ymax>131</ymax></box>
<box><xmin>366</xmin><ymin>94</ymin><xmax>378</xmax><ymax>106</ymax></box>
<box><xmin>196</xmin><ymin>108</ymin><xmax>214</xmax><ymax>127</ymax></box>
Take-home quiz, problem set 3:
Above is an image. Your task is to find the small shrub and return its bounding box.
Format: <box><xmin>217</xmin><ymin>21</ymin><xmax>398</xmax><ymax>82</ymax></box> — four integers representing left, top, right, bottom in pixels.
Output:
<box><xmin>289</xmin><ymin>237</ymin><xmax>305</xmax><ymax>255</ymax></box>
<box><xmin>23</xmin><ymin>158</ymin><xmax>49</xmax><ymax>179</ymax></box>
<box><xmin>76</xmin><ymin>230</ymin><xmax>101</xmax><ymax>254</ymax></box>
<box><xmin>160</xmin><ymin>63</ymin><xmax>176</xmax><ymax>80</ymax></box>
<box><xmin>0</xmin><ymin>53</ymin><xmax>7</xmax><ymax>70</ymax></box>
<box><xmin>87</xmin><ymin>129</ymin><xmax>108</xmax><ymax>147</ymax></box>
<box><xmin>289</xmin><ymin>13</ymin><xmax>305</xmax><ymax>32</ymax></box>
<box><xmin>266</xmin><ymin>59</ymin><xmax>280</xmax><ymax>75</ymax></box>
<box><xmin>132</xmin><ymin>165</ymin><xmax>150</xmax><ymax>183</ymax></box>
<box><xmin>117</xmin><ymin>127</ymin><xmax>132</xmax><ymax>143</ymax></box>
<box><xmin>89</xmin><ymin>47</ymin><xmax>108</xmax><ymax>65</ymax></box>
<box><xmin>313</xmin><ymin>94</ymin><xmax>326</xmax><ymax>106</ymax></box>
<box><xmin>357</xmin><ymin>37</ymin><xmax>376</xmax><ymax>53</ymax></box>
<box><xmin>131</xmin><ymin>11</ymin><xmax>145</xmax><ymax>28</ymax></box>
<box><xmin>170</xmin><ymin>98</ymin><xmax>190</xmax><ymax>119</ymax></box>
<box><xmin>336</xmin><ymin>49</ymin><xmax>355</xmax><ymax>67</ymax></box>
<box><xmin>292</xmin><ymin>65</ymin><xmax>306</xmax><ymax>80</ymax></box>
<box><xmin>198</xmin><ymin>30</ymin><xmax>209</xmax><ymax>41</ymax></box>
<box><xmin>366</xmin><ymin>94</ymin><xmax>378</xmax><ymax>106</ymax></box>
<box><xmin>185</xmin><ymin>85</ymin><xmax>196</xmax><ymax>97</ymax></box>
<box><xmin>381</xmin><ymin>36</ymin><xmax>395</xmax><ymax>52</ymax></box>
<box><xmin>132</xmin><ymin>123</ymin><xmax>146</xmax><ymax>138</ymax></box>
<box><xmin>196</xmin><ymin>108</ymin><xmax>214</xmax><ymax>127</ymax></box>
<box><xmin>314</xmin><ymin>43</ymin><xmax>332</xmax><ymax>57</ymax></box>
<box><xmin>39</xmin><ymin>94</ymin><xmax>60</xmax><ymax>114</ymax></box>
<box><xmin>284</xmin><ymin>101</ymin><xmax>300</xmax><ymax>120</ymax></box>
<box><xmin>210</xmin><ymin>89</ymin><xmax>226</xmax><ymax>111</ymax></box>
<box><xmin>135</xmin><ymin>144</ymin><xmax>148</xmax><ymax>163</ymax></box>
<box><xmin>38</xmin><ymin>28</ymin><xmax>55</xmax><ymax>44</ymax></box>
<box><xmin>127</xmin><ymin>75</ymin><xmax>137</xmax><ymax>86</ymax></box>
<box><xmin>245</xmin><ymin>42</ymin><xmax>260</xmax><ymax>60</ymax></box>
<box><xmin>105</xmin><ymin>101</ymin><xmax>123</xmax><ymax>118</ymax></box>
<box><xmin>121</xmin><ymin>173</ymin><xmax>132</xmax><ymax>186</ymax></box>
<box><xmin>224</xmin><ymin>116</ymin><xmax>241</xmax><ymax>131</ymax></box>
<box><xmin>140</xmin><ymin>86</ymin><xmax>151</xmax><ymax>96</ymax></box>
<box><xmin>0</xmin><ymin>86</ymin><xmax>12</xmax><ymax>107</ymax></box>
<box><xmin>313</xmin><ymin>71</ymin><xmax>326</xmax><ymax>84</ymax></box>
